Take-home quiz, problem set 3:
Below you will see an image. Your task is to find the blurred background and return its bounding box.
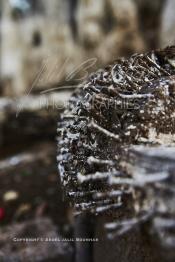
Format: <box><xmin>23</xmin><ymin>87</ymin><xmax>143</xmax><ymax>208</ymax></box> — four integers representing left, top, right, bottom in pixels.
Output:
<box><xmin>0</xmin><ymin>0</ymin><xmax>175</xmax><ymax>261</ymax></box>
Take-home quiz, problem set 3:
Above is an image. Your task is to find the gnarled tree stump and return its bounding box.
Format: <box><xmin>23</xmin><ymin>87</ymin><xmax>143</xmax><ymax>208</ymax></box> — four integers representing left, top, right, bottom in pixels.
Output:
<box><xmin>57</xmin><ymin>46</ymin><xmax>175</xmax><ymax>262</ymax></box>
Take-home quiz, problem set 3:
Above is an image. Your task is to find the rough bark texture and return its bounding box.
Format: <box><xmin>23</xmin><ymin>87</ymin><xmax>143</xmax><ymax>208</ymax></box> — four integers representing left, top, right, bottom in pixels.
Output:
<box><xmin>57</xmin><ymin>45</ymin><xmax>175</xmax><ymax>261</ymax></box>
